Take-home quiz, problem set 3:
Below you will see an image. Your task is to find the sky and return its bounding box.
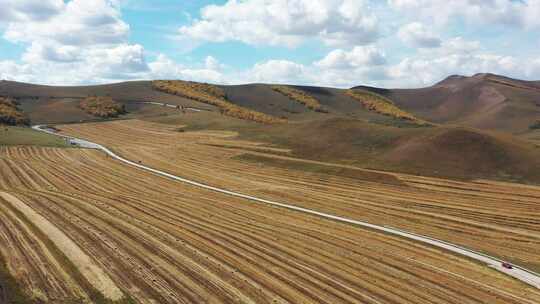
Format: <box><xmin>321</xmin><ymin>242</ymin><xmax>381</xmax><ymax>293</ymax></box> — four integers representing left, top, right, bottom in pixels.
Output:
<box><xmin>0</xmin><ymin>0</ymin><xmax>539</xmax><ymax>88</ymax></box>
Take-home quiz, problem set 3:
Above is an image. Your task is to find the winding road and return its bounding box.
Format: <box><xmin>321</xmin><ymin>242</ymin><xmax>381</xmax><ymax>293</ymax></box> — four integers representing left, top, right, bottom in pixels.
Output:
<box><xmin>32</xmin><ymin>124</ymin><xmax>540</xmax><ymax>291</ymax></box>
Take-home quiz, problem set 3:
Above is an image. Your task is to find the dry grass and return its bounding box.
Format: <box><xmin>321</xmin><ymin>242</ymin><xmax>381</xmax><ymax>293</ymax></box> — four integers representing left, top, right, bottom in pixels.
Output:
<box><xmin>60</xmin><ymin>120</ymin><xmax>540</xmax><ymax>274</ymax></box>
<box><xmin>153</xmin><ymin>80</ymin><xmax>286</xmax><ymax>124</ymax></box>
<box><xmin>346</xmin><ymin>89</ymin><xmax>428</xmax><ymax>125</ymax></box>
<box><xmin>271</xmin><ymin>86</ymin><xmax>327</xmax><ymax>112</ymax></box>
<box><xmin>2</xmin><ymin>141</ymin><xmax>540</xmax><ymax>303</ymax></box>
<box><xmin>79</xmin><ymin>96</ymin><xmax>126</xmax><ymax>118</ymax></box>
<box><xmin>0</xmin><ymin>97</ymin><xmax>29</xmax><ymax>126</ymax></box>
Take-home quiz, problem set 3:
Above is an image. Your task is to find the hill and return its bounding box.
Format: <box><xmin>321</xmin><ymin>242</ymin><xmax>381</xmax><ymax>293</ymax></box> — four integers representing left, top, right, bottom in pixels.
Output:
<box><xmin>355</xmin><ymin>73</ymin><xmax>540</xmax><ymax>134</ymax></box>
<box><xmin>2</xmin><ymin>76</ymin><xmax>540</xmax><ymax>183</ymax></box>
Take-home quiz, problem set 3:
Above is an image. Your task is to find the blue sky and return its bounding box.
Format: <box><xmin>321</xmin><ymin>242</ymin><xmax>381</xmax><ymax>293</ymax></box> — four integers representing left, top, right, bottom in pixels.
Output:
<box><xmin>0</xmin><ymin>0</ymin><xmax>539</xmax><ymax>88</ymax></box>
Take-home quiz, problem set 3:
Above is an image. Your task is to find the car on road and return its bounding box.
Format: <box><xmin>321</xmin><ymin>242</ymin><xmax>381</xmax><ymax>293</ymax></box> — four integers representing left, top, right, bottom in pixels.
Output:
<box><xmin>502</xmin><ymin>262</ymin><xmax>513</xmax><ymax>269</ymax></box>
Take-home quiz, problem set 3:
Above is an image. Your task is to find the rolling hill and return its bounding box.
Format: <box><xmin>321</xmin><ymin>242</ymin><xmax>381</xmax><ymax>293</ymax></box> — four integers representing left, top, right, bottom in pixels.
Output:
<box><xmin>356</xmin><ymin>73</ymin><xmax>540</xmax><ymax>134</ymax></box>
<box><xmin>1</xmin><ymin>75</ymin><xmax>539</xmax><ymax>183</ymax></box>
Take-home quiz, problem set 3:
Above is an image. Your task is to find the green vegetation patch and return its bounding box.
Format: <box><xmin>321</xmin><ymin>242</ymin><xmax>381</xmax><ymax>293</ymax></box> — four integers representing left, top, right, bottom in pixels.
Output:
<box><xmin>0</xmin><ymin>127</ymin><xmax>69</xmax><ymax>147</ymax></box>
<box><xmin>0</xmin><ymin>97</ymin><xmax>30</xmax><ymax>126</ymax></box>
<box><xmin>152</xmin><ymin>80</ymin><xmax>286</xmax><ymax>124</ymax></box>
<box><xmin>79</xmin><ymin>96</ymin><xmax>127</xmax><ymax>118</ymax></box>
<box><xmin>271</xmin><ymin>85</ymin><xmax>328</xmax><ymax>112</ymax></box>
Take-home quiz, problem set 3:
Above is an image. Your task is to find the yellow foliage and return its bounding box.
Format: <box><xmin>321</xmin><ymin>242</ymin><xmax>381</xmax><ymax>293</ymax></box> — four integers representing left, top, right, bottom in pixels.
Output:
<box><xmin>346</xmin><ymin>89</ymin><xmax>428</xmax><ymax>125</ymax></box>
<box><xmin>271</xmin><ymin>86</ymin><xmax>327</xmax><ymax>112</ymax></box>
<box><xmin>79</xmin><ymin>96</ymin><xmax>126</xmax><ymax>118</ymax></box>
<box><xmin>0</xmin><ymin>97</ymin><xmax>29</xmax><ymax>125</ymax></box>
<box><xmin>153</xmin><ymin>80</ymin><xmax>286</xmax><ymax>124</ymax></box>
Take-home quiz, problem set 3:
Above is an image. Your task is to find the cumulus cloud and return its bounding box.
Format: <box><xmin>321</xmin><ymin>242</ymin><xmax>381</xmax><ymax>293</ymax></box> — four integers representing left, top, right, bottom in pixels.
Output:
<box><xmin>0</xmin><ymin>0</ymin><xmax>63</xmax><ymax>23</ymax></box>
<box><xmin>148</xmin><ymin>54</ymin><xmax>226</xmax><ymax>84</ymax></box>
<box><xmin>398</xmin><ymin>22</ymin><xmax>441</xmax><ymax>48</ymax></box>
<box><xmin>315</xmin><ymin>46</ymin><xmax>386</xmax><ymax>69</ymax></box>
<box><xmin>0</xmin><ymin>0</ymin><xmax>151</xmax><ymax>84</ymax></box>
<box><xmin>387</xmin><ymin>53</ymin><xmax>521</xmax><ymax>87</ymax></box>
<box><xmin>178</xmin><ymin>0</ymin><xmax>379</xmax><ymax>47</ymax></box>
<box><xmin>388</xmin><ymin>0</ymin><xmax>540</xmax><ymax>28</ymax></box>
<box><xmin>247</xmin><ymin>60</ymin><xmax>307</xmax><ymax>83</ymax></box>
<box><xmin>4</xmin><ymin>0</ymin><xmax>129</xmax><ymax>46</ymax></box>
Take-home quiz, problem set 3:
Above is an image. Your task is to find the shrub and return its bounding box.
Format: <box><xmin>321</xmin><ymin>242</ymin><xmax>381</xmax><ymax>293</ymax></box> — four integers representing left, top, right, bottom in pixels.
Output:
<box><xmin>345</xmin><ymin>89</ymin><xmax>429</xmax><ymax>125</ymax></box>
<box><xmin>0</xmin><ymin>97</ymin><xmax>30</xmax><ymax>126</ymax></box>
<box><xmin>152</xmin><ymin>80</ymin><xmax>286</xmax><ymax>124</ymax></box>
<box><xmin>79</xmin><ymin>96</ymin><xmax>126</xmax><ymax>118</ymax></box>
<box><xmin>530</xmin><ymin>121</ymin><xmax>540</xmax><ymax>130</ymax></box>
<box><xmin>271</xmin><ymin>86</ymin><xmax>328</xmax><ymax>112</ymax></box>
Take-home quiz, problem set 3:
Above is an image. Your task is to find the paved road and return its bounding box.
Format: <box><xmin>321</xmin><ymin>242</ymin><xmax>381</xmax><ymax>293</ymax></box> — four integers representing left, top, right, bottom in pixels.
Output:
<box><xmin>32</xmin><ymin>124</ymin><xmax>540</xmax><ymax>291</ymax></box>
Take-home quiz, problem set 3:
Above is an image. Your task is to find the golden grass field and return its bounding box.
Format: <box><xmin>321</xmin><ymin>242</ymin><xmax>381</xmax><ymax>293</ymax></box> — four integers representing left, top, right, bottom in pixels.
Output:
<box><xmin>1</xmin><ymin>118</ymin><xmax>540</xmax><ymax>303</ymax></box>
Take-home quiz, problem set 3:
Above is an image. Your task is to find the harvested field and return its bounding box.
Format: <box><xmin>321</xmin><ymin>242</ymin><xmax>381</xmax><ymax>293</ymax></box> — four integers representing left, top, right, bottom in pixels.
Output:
<box><xmin>58</xmin><ymin>120</ymin><xmax>540</xmax><ymax>275</ymax></box>
<box><xmin>0</xmin><ymin>144</ymin><xmax>540</xmax><ymax>303</ymax></box>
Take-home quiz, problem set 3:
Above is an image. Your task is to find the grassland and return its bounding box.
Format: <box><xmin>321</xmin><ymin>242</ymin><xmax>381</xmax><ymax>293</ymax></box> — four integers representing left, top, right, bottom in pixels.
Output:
<box><xmin>152</xmin><ymin>80</ymin><xmax>286</xmax><ymax>124</ymax></box>
<box><xmin>0</xmin><ymin>126</ymin><xmax>69</xmax><ymax>147</ymax></box>
<box><xmin>79</xmin><ymin>96</ymin><xmax>127</xmax><ymax>118</ymax></box>
<box><xmin>346</xmin><ymin>89</ymin><xmax>427</xmax><ymax>125</ymax></box>
<box><xmin>0</xmin><ymin>97</ymin><xmax>29</xmax><ymax>126</ymax></box>
<box><xmin>58</xmin><ymin>120</ymin><xmax>540</xmax><ymax>275</ymax></box>
<box><xmin>271</xmin><ymin>86</ymin><xmax>327</xmax><ymax>112</ymax></box>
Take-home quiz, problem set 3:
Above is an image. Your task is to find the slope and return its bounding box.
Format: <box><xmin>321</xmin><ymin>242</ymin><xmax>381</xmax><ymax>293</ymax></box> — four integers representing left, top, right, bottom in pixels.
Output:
<box><xmin>356</xmin><ymin>73</ymin><xmax>540</xmax><ymax>134</ymax></box>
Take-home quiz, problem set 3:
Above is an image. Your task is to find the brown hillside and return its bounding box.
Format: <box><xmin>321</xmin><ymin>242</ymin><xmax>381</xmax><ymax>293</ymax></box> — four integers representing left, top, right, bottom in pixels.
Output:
<box><xmin>359</xmin><ymin>73</ymin><xmax>540</xmax><ymax>134</ymax></box>
<box><xmin>148</xmin><ymin>111</ymin><xmax>540</xmax><ymax>184</ymax></box>
<box><xmin>381</xmin><ymin>127</ymin><xmax>540</xmax><ymax>182</ymax></box>
<box><xmin>345</xmin><ymin>89</ymin><xmax>428</xmax><ymax>125</ymax></box>
<box><xmin>153</xmin><ymin>80</ymin><xmax>285</xmax><ymax>124</ymax></box>
<box><xmin>271</xmin><ymin>85</ymin><xmax>327</xmax><ymax>112</ymax></box>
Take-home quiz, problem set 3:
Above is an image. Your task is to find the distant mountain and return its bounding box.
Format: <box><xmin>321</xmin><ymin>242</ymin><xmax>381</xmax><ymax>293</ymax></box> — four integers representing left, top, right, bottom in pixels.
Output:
<box><xmin>354</xmin><ymin>73</ymin><xmax>540</xmax><ymax>133</ymax></box>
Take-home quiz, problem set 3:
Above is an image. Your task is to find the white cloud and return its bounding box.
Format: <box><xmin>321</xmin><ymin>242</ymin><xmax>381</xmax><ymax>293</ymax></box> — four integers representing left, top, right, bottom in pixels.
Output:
<box><xmin>148</xmin><ymin>54</ymin><xmax>226</xmax><ymax>84</ymax></box>
<box><xmin>204</xmin><ymin>56</ymin><xmax>221</xmax><ymax>71</ymax></box>
<box><xmin>0</xmin><ymin>0</ymin><xmax>63</xmax><ymax>23</ymax></box>
<box><xmin>398</xmin><ymin>22</ymin><xmax>441</xmax><ymax>48</ymax></box>
<box><xmin>388</xmin><ymin>0</ymin><xmax>540</xmax><ymax>28</ymax></box>
<box><xmin>315</xmin><ymin>46</ymin><xmax>386</xmax><ymax>69</ymax></box>
<box><xmin>4</xmin><ymin>0</ymin><xmax>129</xmax><ymax>46</ymax></box>
<box><xmin>247</xmin><ymin>60</ymin><xmax>308</xmax><ymax>83</ymax></box>
<box><xmin>0</xmin><ymin>60</ymin><xmax>36</xmax><ymax>83</ymax></box>
<box><xmin>0</xmin><ymin>0</ymin><xmax>150</xmax><ymax>84</ymax></box>
<box><xmin>178</xmin><ymin>0</ymin><xmax>379</xmax><ymax>47</ymax></box>
<box><xmin>387</xmin><ymin>53</ymin><xmax>521</xmax><ymax>87</ymax></box>
<box><xmin>440</xmin><ymin>37</ymin><xmax>480</xmax><ymax>55</ymax></box>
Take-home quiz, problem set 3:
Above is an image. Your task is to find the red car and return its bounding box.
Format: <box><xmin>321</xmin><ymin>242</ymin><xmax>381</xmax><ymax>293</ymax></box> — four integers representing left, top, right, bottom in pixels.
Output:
<box><xmin>502</xmin><ymin>262</ymin><xmax>513</xmax><ymax>269</ymax></box>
